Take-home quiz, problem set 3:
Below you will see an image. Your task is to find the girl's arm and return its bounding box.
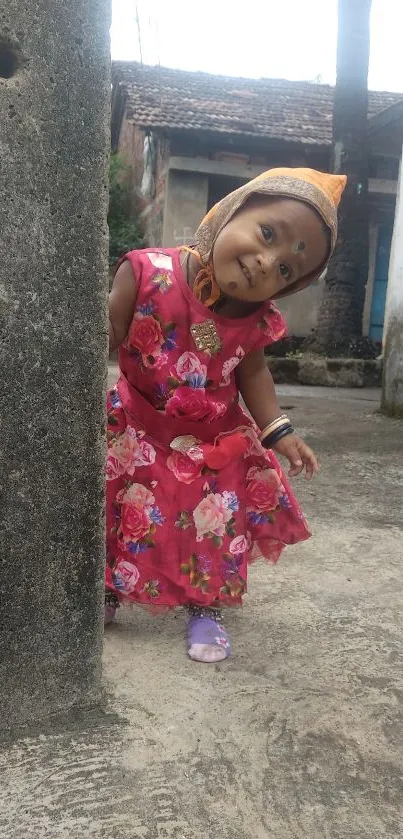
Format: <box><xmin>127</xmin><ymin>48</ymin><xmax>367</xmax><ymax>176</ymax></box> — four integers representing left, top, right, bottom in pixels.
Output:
<box><xmin>236</xmin><ymin>349</ymin><xmax>319</xmax><ymax>479</ymax></box>
<box><xmin>235</xmin><ymin>348</ymin><xmax>281</xmax><ymax>429</ymax></box>
<box><xmin>109</xmin><ymin>260</ymin><xmax>137</xmax><ymax>353</ymax></box>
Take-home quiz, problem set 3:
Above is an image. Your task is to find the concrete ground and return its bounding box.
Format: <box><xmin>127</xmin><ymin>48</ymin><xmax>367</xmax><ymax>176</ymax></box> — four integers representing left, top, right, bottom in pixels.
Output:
<box><xmin>2</xmin><ymin>382</ymin><xmax>403</xmax><ymax>838</ymax></box>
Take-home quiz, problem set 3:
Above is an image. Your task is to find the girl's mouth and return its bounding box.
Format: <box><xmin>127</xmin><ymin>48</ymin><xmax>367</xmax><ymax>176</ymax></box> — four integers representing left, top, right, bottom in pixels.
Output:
<box><xmin>238</xmin><ymin>260</ymin><xmax>252</xmax><ymax>287</ymax></box>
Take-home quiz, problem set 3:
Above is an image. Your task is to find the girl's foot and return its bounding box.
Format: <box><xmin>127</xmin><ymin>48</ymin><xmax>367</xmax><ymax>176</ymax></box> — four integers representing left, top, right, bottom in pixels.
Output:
<box><xmin>104</xmin><ymin>604</ymin><xmax>116</xmax><ymax>625</ymax></box>
<box><xmin>105</xmin><ymin>590</ymin><xmax>119</xmax><ymax>626</ymax></box>
<box><xmin>187</xmin><ymin>606</ymin><xmax>231</xmax><ymax>663</ymax></box>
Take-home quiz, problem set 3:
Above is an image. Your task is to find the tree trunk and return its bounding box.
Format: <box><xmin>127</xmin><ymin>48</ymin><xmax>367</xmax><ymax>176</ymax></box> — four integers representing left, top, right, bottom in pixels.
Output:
<box><xmin>314</xmin><ymin>0</ymin><xmax>372</xmax><ymax>355</ymax></box>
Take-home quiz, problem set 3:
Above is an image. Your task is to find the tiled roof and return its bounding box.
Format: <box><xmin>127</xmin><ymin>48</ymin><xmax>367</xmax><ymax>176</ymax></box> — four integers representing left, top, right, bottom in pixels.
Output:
<box><xmin>112</xmin><ymin>61</ymin><xmax>403</xmax><ymax>146</ymax></box>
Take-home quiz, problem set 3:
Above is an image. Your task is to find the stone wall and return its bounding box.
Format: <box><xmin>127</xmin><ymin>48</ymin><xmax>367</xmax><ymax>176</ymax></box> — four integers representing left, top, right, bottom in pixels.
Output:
<box><xmin>0</xmin><ymin>0</ymin><xmax>110</xmax><ymax>728</ymax></box>
<box><xmin>267</xmin><ymin>356</ymin><xmax>382</xmax><ymax>388</ymax></box>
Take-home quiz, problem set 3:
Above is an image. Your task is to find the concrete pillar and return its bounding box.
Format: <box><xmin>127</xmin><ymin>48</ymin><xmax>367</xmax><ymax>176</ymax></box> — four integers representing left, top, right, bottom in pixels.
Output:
<box><xmin>382</xmin><ymin>150</ymin><xmax>403</xmax><ymax>417</ymax></box>
<box><xmin>162</xmin><ymin>169</ymin><xmax>209</xmax><ymax>247</ymax></box>
<box><xmin>0</xmin><ymin>1</ymin><xmax>110</xmax><ymax>728</ymax></box>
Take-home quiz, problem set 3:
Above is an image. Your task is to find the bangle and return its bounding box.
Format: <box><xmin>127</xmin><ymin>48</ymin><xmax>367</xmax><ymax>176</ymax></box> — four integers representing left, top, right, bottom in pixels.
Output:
<box><xmin>260</xmin><ymin>418</ymin><xmax>288</xmax><ymax>441</ymax></box>
<box><xmin>259</xmin><ymin>414</ymin><xmax>290</xmax><ymax>442</ymax></box>
<box><xmin>260</xmin><ymin>419</ymin><xmax>292</xmax><ymax>445</ymax></box>
<box><xmin>261</xmin><ymin>425</ymin><xmax>294</xmax><ymax>449</ymax></box>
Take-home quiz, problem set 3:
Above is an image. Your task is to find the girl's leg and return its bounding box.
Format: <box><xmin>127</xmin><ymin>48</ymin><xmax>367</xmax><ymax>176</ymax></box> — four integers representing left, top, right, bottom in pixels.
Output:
<box><xmin>104</xmin><ymin>589</ymin><xmax>120</xmax><ymax>625</ymax></box>
<box><xmin>186</xmin><ymin>605</ymin><xmax>231</xmax><ymax>663</ymax></box>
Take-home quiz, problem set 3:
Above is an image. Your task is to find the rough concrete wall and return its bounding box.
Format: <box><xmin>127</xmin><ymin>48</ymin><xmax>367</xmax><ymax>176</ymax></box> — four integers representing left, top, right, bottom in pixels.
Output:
<box><xmin>382</xmin><ymin>150</ymin><xmax>403</xmax><ymax>416</ymax></box>
<box><xmin>0</xmin><ymin>1</ymin><xmax>110</xmax><ymax>728</ymax></box>
<box><xmin>162</xmin><ymin>170</ymin><xmax>208</xmax><ymax>247</ymax></box>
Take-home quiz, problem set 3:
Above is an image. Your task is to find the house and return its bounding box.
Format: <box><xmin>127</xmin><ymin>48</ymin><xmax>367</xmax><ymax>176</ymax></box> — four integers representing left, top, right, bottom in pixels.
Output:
<box><xmin>111</xmin><ymin>61</ymin><xmax>403</xmax><ymax>340</ymax></box>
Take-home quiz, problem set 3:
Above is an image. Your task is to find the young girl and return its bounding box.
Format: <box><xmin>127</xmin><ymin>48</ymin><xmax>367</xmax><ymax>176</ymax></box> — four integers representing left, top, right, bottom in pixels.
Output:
<box><xmin>106</xmin><ymin>166</ymin><xmax>346</xmax><ymax>663</ymax></box>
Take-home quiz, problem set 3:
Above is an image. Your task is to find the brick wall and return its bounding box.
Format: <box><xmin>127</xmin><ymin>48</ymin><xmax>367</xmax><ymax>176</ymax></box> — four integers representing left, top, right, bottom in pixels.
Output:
<box><xmin>118</xmin><ymin>119</ymin><xmax>169</xmax><ymax>247</ymax></box>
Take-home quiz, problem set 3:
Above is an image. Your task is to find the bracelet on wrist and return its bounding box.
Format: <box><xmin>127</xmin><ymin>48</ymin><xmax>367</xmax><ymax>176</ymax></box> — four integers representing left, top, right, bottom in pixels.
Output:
<box><xmin>260</xmin><ymin>418</ymin><xmax>288</xmax><ymax>441</ymax></box>
<box><xmin>259</xmin><ymin>414</ymin><xmax>291</xmax><ymax>443</ymax></box>
<box><xmin>260</xmin><ymin>424</ymin><xmax>294</xmax><ymax>449</ymax></box>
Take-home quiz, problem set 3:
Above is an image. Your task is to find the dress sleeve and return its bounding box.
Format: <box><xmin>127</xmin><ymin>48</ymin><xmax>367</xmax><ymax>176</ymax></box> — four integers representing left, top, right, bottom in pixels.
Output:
<box><xmin>250</xmin><ymin>302</ymin><xmax>288</xmax><ymax>352</ymax></box>
<box><xmin>115</xmin><ymin>249</ymin><xmax>141</xmax><ymax>278</ymax></box>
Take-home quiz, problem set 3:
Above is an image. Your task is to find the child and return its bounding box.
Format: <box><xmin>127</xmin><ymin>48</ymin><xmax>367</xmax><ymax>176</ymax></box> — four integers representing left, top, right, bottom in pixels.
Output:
<box><xmin>106</xmin><ymin>167</ymin><xmax>346</xmax><ymax>663</ymax></box>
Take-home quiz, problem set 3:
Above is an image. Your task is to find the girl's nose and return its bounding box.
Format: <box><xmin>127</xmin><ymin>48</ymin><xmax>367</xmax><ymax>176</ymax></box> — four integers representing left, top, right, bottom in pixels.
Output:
<box><xmin>257</xmin><ymin>252</ymin><xmax>276</xmax><ymax>275</ymax></box>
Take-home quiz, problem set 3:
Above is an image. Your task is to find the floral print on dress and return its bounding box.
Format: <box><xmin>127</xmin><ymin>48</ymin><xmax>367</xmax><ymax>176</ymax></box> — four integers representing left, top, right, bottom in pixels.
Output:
<box><xmin>117</xmin><ymin>482</ymin><xmax>165</xmax><ymax>554</ymax></box>
<box><xmin>180</xmin><ymin>553</ymin><xmax>211</xmax><ymax>593</ymax></box>
<box><xmin>229</xmin><ymin>534</ymin><xmax>251</xmax><ymax>556</ymax></box>
<box><xmin>164</xmin><ymin>351</ymin><xmax>227</xmax><ymax>419</ymax></box>
<box><xmin>142</xmin><ymin>579</ymin><xmax>161</xmax><ymax>598</ymax></box>
<box><xmin>220</xmin><ymin>574</ymin><xmax>246</xmax><ymax>599</ymax></box>
<box><xmin>147</xmin><ymin>252</ymin><xmax>174</xmax><ymax>271</ymax></box>
<box><xmin>151</xmin><ymin>271</ymin><xmax>173</xmax><ymax>294</ymax></box>
<box><xmin>219</xmin><ymin>533</ymin><xmax>250</xmax><ymax>596</ymax></box>
<box><xmin>106</xmin><ymin>426</ymin><xmax>156</xmax><ymax>481</ymax></box>
<box><xmin>105</xmin><ymin>247</ymin><xmax>310</xmax><ymax>610</ymax></box>
<box><xmin>258</xmin><ymin>308</ymin><xmax>288</xmax><ymax>343</ymax></box>
<box><xmin>193</xmin><ymin>490</ymin><xmax>239</xmax><ymax>546</ymax></box>
<box><xmin>128</xmin><ymin>301</ymin><xmax>176</xmax><ymax>369</ymax></box>
<box><xmin>166</xmin><ymin>387</ymin><xmax>226</xmax><ymax>422</ymax></box>
<box><xmin>167</xmin><ymin>450</ymin><xmax>204</xmax><ymax>484</ymax></box>
<box><xmin>113</xmin><ymin>558</ymin><xmax>140</xmax><ymax>594</ymax></box>
<box><xmin>246</xmin><ymin>466</ymin><xmax>284</xmax><ymax>524</ymax></box>
<box><xmin>171</xmin><ymin>352</ymin><xmax>208</xmax><ymax>387</ymax></box>
<box><xmin>220</xmin><ymin>346</ymin><xmax>245</xmax><ymax>386</ymax></box>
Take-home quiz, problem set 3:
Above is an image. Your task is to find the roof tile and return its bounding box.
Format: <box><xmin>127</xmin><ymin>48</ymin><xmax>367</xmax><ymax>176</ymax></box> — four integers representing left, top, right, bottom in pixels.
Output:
<box><xmin>112</xmin><ymin>61</ymin><xmax>403</xmax><ymax>146</ymax></box>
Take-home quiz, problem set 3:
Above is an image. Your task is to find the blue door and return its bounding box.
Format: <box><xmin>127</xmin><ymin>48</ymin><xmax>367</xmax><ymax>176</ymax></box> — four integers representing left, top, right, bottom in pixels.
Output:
<box><xmin>369</xmin><ymin>225</ymin><xmax>393</xmax><ymax>342</ymax></box>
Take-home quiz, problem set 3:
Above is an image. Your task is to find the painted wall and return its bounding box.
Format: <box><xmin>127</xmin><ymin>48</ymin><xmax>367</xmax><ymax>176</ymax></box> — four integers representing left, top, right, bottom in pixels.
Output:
<box><xmin>382</xmin><ymin>150</ymin><xmax>403</xmax><ymax>415</ymax></box>
<box><xmin>277</xmin><ymin>278</ymin><xmax>324</xmax><ymax>337</ymax></box>
<box><xmin>162</xmin><ymin>170</ymin><xmax>208</xmax><ymax>248</ymax></box>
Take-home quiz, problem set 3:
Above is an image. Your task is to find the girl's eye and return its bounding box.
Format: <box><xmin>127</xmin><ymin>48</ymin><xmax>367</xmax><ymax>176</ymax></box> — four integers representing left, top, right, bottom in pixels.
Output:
<box><xmin>279</xmin><ymin>263</ymin><xmax>292</xmax><ymax>281</ymax></box>
<box><xmin>261</xmin><ymin>225</ymin><xmax>274</xmax><ymax>243</ymax></box>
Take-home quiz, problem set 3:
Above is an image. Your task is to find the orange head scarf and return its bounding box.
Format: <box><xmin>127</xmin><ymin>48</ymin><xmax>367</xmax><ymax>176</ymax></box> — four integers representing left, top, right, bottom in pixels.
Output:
<box><xmin>187</xmin><ymin>167</ymin><xmax>347</xmax><ymax>306</ymax></box>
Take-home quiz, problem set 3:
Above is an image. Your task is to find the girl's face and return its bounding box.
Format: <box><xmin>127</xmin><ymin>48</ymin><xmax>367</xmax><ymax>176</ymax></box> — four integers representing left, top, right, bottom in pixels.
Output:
<box><xmin>212</xmin><ymin>196</ymin><xmax>329</xmax><ymax>303</ymax></box>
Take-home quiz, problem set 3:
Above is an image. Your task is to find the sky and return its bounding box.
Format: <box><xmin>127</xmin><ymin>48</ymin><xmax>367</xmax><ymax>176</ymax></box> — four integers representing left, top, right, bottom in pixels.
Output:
<box><xmin>110</xmin><ymin>0</ymin><xmax>403</xmax><ymax>92</ymax></box>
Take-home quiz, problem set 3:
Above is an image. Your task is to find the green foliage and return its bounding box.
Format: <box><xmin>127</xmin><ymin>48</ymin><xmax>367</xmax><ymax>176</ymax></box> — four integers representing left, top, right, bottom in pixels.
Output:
<box><xmin>108</xmin><ymin>153</ymin><xmax>144</xmax><ymax>267</ymax></box>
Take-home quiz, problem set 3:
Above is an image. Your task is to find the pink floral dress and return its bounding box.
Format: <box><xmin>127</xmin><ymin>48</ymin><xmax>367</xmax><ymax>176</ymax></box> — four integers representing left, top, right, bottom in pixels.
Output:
<box><xmin>106</xmin><ymin>248</ymin><xmax>310</xmax><ymax>609</ymax></box>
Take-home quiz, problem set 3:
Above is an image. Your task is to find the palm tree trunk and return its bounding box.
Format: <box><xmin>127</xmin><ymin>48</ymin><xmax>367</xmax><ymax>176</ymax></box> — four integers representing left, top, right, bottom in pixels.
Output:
<box><xmin>314</xmin><ymin>0</ymin><xmax>372</xmax><ymax>354</ymax></box>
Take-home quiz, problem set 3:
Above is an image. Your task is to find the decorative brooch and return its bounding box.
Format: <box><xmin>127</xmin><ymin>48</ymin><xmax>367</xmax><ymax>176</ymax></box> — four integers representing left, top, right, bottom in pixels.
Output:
<box><xmin>190</xmin><ymin>320</ymin><xmax>222</xmax><ymax>355</ymax></box>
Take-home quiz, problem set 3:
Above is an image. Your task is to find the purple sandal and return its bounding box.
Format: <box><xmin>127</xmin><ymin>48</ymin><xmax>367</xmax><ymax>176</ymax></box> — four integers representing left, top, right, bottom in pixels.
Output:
<box><xmin>187</xmin><ymin>607</ymin><xmax>231</xmax><ymax>663</ymax></box>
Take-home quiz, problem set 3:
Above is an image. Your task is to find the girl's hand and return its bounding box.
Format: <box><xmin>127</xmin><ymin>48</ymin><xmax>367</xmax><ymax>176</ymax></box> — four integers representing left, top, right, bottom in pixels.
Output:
<box><xmin>272</xmin><ymin>434</ymin><xmax>319</xmax><ymax>480</ymax></box>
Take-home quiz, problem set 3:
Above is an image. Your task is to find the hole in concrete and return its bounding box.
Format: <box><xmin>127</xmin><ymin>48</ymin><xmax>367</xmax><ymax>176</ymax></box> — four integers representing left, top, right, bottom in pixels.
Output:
<box><xmin>0</xmin><ymin>39</ymin><xmax>23</xmax><ymax>79</ymax></box>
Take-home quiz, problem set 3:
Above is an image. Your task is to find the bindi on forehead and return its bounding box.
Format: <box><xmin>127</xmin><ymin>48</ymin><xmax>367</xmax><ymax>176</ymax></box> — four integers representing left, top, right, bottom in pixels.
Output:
<box><xmin>293</xmin><ymin>241</ymin><xmax>306</xmax><ymax>254</ymax></box>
